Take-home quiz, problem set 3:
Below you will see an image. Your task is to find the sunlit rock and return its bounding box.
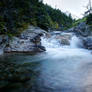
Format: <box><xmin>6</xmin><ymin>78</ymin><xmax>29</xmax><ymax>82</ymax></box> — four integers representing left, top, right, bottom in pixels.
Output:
<box><xmin>4</xmin><ymin>26</ymin><xmax>46</xmax><ymax>53</ymax></box>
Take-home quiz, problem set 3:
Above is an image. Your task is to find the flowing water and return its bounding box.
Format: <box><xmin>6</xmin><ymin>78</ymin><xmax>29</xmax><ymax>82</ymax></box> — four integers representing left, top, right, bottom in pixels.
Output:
<box><xmin>0</xmin><ymin>34</ymin><xmax>92</xmax><ymax>92</ymax></box>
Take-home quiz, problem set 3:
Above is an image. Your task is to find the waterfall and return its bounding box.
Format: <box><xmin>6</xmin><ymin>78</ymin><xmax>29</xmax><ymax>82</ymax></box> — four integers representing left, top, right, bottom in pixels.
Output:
<box><xmin>41</xmin><ymin>37</ymin><xmax>61</xmax><ymax>48</ymax></box>
<box><xmin>41</xmin><ymin>33</ymin><xmax>91</xmax><ymax>58</ymax></box>
<box><xmin>41</xmin><ymin>33</ymin><xmax>82</xmax><ymax>49</ymax></box>
<box><xmin>70</xmin><ymin>36</ymin><xmax>82</xmax><ymax>48</ymax></box>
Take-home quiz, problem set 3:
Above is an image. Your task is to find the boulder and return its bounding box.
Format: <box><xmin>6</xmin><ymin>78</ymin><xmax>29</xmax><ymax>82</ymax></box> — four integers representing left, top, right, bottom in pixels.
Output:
<box><xmin>65</xmin><ymin>22</ymin><xmax>92</xmax><ymax>37</ymax></box>
<box><xmin>4</xmin><ymin>26</ymin><xmax>46</xmax><ymax>53</ymax></box>
<box><xmin>82</xmin><ymin>37</ymin><xmax>92</xmax><ymax>49</ymax></box>
<box><xmin>33</xmin><ymin>45</ymin><xmax>46</xmax><ymax>52</ymax></box>
<box><xmin>60</xmin><ymin>38</ymin><xmax>70</xmax><ymax>45</ymax></box>
<box><xmin>55</xmin><ymin>33</ymin><xmax>73</xmax><ymax>45</ymax></box>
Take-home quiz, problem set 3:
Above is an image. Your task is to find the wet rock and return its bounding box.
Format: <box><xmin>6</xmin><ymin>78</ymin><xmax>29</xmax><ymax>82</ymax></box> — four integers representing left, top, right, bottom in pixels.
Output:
<box><xmin>55</xmin><ymin>33</ymin><xmax>73</xmax><ymax>45</ymax></box>
<box><xmin>60</xmin><ymin>38</ymin><xmax>70</xmax><ymax>45</ymax></box>
<box><xmin>82</xmin><ymin>37</ymin><xmax>92</xmax><ymax>49</ymax></box>
<box><xmin>65</xmin><ymin>22</ymin><xmax>91</xmax><ymax>37</ymax></box>
<box><xmin>33</xmin><ymin>45</ymin><xmax>46</xmax><ymax>52</ymax></box>
<box><xmin>38</xmin><ymin>45</ymin><xmax>46</xmax><ymax>51</ymax></box>
<box><xmin>45</xmin><ymin>33</ymin><xmax>51</xmax><ymax>38</ymax></box>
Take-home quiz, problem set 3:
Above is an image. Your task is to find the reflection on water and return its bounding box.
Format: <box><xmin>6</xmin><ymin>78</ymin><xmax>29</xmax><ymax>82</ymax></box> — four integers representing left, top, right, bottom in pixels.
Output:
<box><xmin>0</xmin><ymin>53</ymin><xmax>42</xmax><ymax>92</ymax></box>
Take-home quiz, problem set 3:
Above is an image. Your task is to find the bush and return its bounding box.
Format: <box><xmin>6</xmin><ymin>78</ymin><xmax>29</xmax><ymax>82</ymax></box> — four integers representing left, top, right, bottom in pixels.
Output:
<box><xmin>72</xmin><ymin>17</ymin><xmax>86</xmax><ymax>27</ymax></box>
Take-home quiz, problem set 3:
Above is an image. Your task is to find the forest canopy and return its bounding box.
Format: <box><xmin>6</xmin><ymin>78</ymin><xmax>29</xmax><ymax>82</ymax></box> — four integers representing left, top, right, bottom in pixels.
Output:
<box><xmin>0</xmin><ymin>0</ymin><xmax>73</xmax><ymax>35</ymax></box>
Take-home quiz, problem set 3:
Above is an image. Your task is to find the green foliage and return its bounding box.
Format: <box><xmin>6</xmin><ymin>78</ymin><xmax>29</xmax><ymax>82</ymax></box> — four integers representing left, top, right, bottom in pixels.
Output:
<box><xmin>0</xmin><ymin>16</ymin><xmax>6</xmax><ymax>34</ymax></box>
<box><xmin>44</xmin><ymin>5</ymin><xmax>73</xmax><ymax>30</ymax></box>
<box><xmin>72</xmin><ymin>17</ymin><xmax>86</xmax><ymax>27</ymax></box>
<box><xmin>86</xmin><ymin>14</ymin><xmax>92</xmax><ymax>25</ymax></box>
<box><xmin>0</xmin><ymin>0</ymin><xmax>73</xmax><ymax>35</ymax></box>
<box><xmin>87</xmin><ymin>14</ymin><xmax>92</xmax><ymax>31</ymax></box>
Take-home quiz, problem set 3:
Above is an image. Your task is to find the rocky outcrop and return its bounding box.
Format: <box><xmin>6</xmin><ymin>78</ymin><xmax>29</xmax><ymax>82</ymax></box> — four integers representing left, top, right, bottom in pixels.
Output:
<box><xmin>54</xmin><ymin>32</ymin><xmax>73</xmax><ymax>45</ymax></box>
<box><xmin>63</xmin><ymin>22</ymin><xmax>92</xmax><ymax>50</ymax></box>
<box><xmin>82</xmin><ymin>37</ymin><xmax>92</xmax><ymax>50</ymax></box>
<box><xmin>0</xmin><ymin>26</ymin><xmax>46</xmax><ymax>55</ymax></box>
<box><xmin>66</xmin><ymin>22</ymin><xmax>92</xmax><ymax>37</ymax></box>
<box><xmin>72</xmin><ymin>22</ymin><xmax>92</xmax><ymax>50</ymax></box>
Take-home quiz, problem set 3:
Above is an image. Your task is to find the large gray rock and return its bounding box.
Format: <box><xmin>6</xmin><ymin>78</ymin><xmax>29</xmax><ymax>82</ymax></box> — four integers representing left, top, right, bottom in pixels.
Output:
<box><xmin>55</xmin><ymin>33</ymin><xmax>73</xmax><ymax>45</ymax></box>
<box><xmin>65</xmin><ymin>22</ymin><xmax>92</xmax><ymax>37</ymax></box>
<box><xmin>20</xmin><ymin>26</ymin><xmax>46</xmax><ymax>39</ymax></box>
<box><xmin>82</xmin><ymin>37</ymin><xmax>92</xmax><ymax>49</ymax></box>
<box><xmin>4</xmin><ymin>26</ymin><xmax>46</xmax><ymax>53</ymax></box>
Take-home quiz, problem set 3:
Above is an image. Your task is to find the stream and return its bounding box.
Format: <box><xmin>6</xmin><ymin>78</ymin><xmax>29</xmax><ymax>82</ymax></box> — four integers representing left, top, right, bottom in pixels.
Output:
<box><xmin>0</xmin><ymin>33</ymin><xmax>92</xmax><ymax>92</ymax></box>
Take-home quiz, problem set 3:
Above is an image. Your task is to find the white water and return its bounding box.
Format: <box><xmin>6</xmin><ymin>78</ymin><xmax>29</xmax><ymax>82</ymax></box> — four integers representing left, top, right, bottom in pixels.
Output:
<box><xmin>0</xmin><ymin>49</ymin><xmax>3</xmax><ymax>55</ymax></box>
<box><xmin>38</xmin><ymin>33</ymin><xmax>92</xmax><ymax>92</ymax></box>
<box><xmin>41</xmin><ymin>34</ymin><xmax>91</xmax><ymax>57</ymax></box>
<box><xmin>1</xmin><ymin>33</ymin><xmax>92</xmax><ymax>92</ymax></box>
<box><xmin>70</xmin><ymin>36</ymin><xmax>82</xmax><ymax>48</ymax></box>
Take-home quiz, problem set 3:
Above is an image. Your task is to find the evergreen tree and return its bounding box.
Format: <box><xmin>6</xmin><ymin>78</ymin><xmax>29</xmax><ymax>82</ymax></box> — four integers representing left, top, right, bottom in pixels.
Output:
<box><xmin>0</xmin><ymin>0</ymin><xmax>73</xmax><ymax>35</ymax></box>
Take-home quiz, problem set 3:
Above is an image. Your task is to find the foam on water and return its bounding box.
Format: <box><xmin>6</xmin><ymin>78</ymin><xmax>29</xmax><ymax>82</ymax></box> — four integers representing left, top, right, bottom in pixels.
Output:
<box><xmin>41</xmin><ymin>34</ymin><xmax>91</xmax><ymax>58</ymax></box>
<box><xmin>0</xmin><ymin>33</ymin><xmax>92</xmax><ymax>92</ymax></box>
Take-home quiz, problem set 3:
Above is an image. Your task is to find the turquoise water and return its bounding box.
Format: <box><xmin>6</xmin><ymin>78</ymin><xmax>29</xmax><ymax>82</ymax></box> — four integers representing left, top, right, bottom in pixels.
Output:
<box><xmin>0</xmin><ymin>35</ymin><xmax>92</xmax><ymax>92</ymax></box>
<box><xmin>0</xmin><ymin>47</ymin><xmax>92</xmax><ymax>92</ymax></box>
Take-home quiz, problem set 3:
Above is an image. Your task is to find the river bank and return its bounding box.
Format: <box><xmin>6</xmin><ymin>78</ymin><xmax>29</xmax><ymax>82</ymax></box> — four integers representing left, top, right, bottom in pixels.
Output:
<box><xmin>0</xmin><ymin>22</ymin><xmax>92</xmax><ymax>56</ymax></box>
<box><xmin>0</xmin><ymin>26</ymin><xmax>47</xmax><ymax>55</ymax></box>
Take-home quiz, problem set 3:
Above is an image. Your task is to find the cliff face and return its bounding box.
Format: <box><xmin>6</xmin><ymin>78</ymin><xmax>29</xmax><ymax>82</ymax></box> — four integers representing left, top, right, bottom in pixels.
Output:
<box><xmin>0</xmin><ymin>26</ymin><xmax>46</xmax><ymax>55</ymax></box>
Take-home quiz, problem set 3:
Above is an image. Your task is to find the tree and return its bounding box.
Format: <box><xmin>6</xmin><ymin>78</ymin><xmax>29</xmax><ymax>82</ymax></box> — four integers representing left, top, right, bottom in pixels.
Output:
<box><xmin>0</xmin><ymin>0</ymin><xmax>73</xmax><ymax>35</ymax></box>
<box><xmin>84</xmin><ymin>0</ymin><xmax>92</xmax><ymax>16</ymax></box>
